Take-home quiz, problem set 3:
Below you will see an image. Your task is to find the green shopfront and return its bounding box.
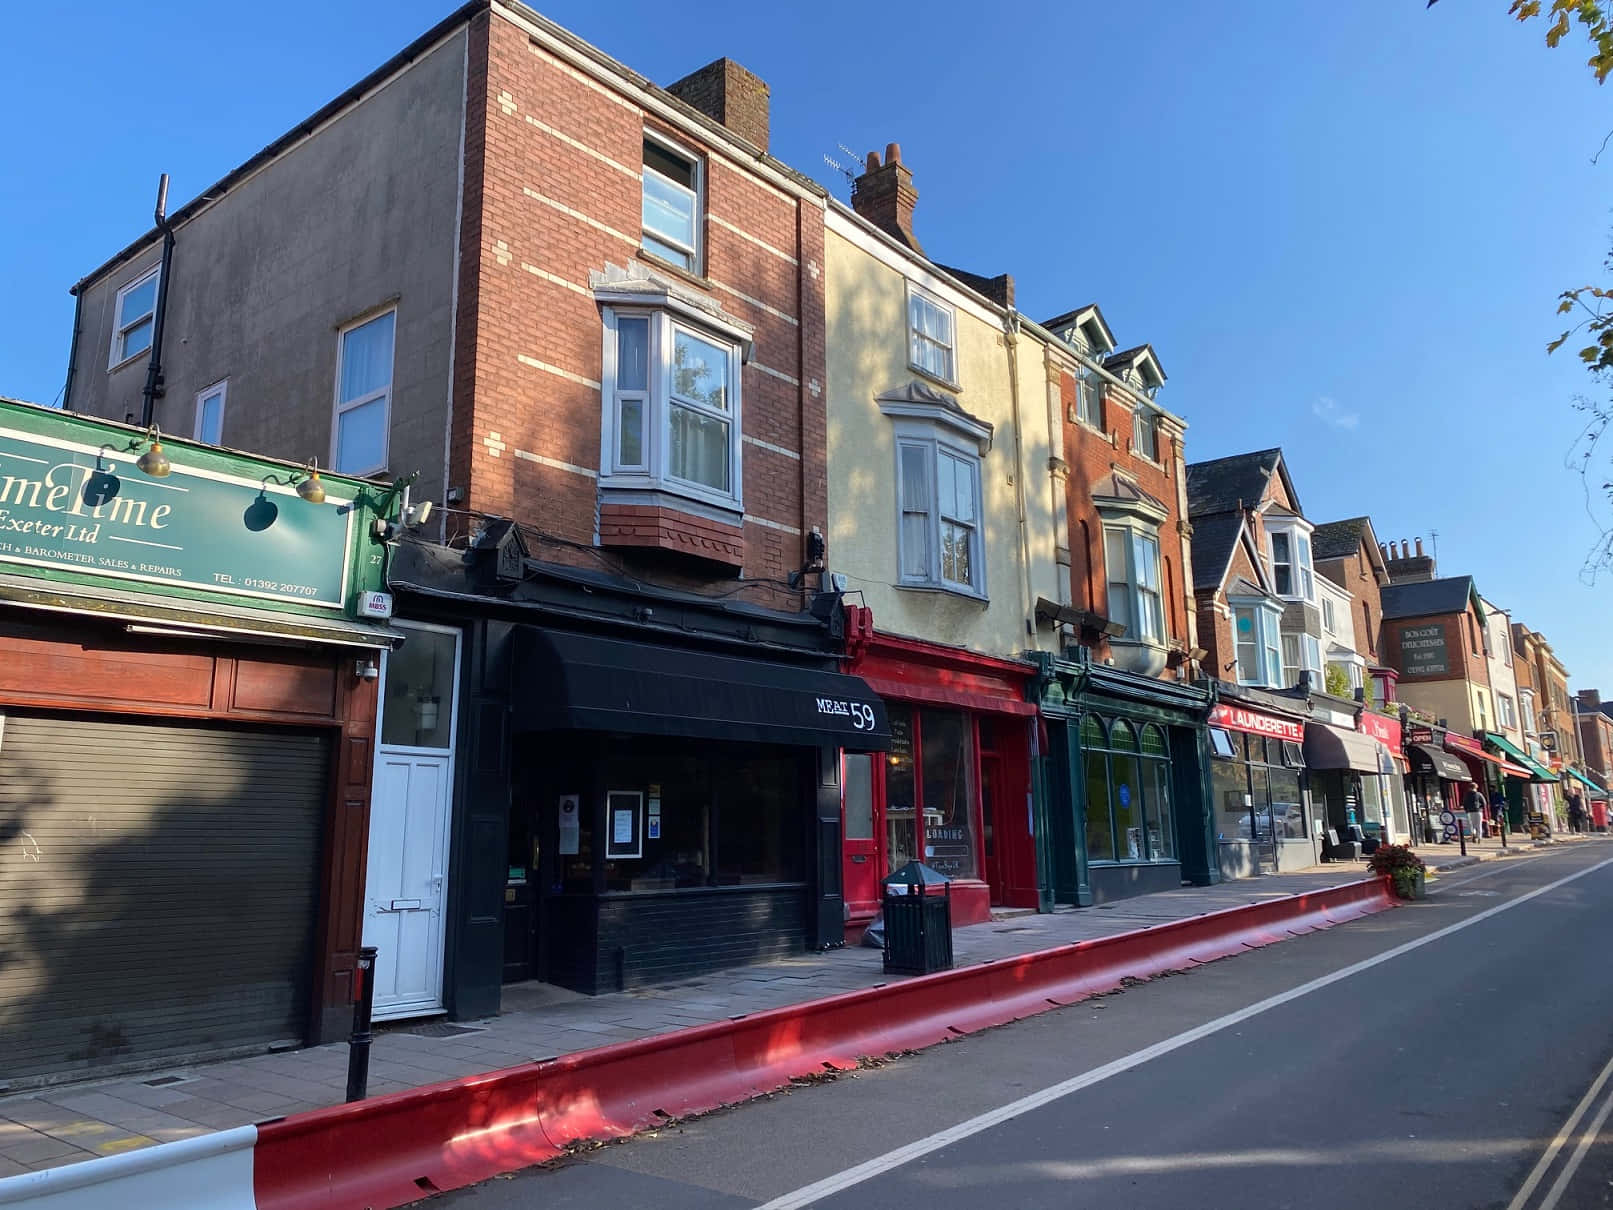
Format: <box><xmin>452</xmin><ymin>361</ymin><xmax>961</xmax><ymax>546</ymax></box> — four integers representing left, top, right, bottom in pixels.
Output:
<box><xmin>0</xmin><ymin>398</ymin><xmax>401</xmax><ymax>1083</ymax></box>
<box><xmin>1034</xmin><ymin>650</ymin><xmax>1215</xmax><ymax>905</ymax></box>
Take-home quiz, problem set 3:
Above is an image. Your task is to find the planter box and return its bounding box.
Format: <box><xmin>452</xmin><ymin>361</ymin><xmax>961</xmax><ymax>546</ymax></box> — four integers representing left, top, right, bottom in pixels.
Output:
<box><xmin>1391</xmin><ymin>868</ymin><xmax>1426</xmax><ymax>901</ymax></box>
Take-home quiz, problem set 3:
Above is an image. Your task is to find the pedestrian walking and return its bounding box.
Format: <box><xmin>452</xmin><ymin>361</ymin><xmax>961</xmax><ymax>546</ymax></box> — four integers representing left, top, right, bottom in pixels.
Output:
<box><xmin>1464</xmin><ymin>785</ymin><xmax>1486</xmax><ymax>844</ymax></box>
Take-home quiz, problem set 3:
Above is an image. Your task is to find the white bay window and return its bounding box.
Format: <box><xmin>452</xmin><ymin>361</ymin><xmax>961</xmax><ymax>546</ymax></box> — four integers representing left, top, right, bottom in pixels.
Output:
<box><xmin>1269</xmin><ymin>525</ymin><xmax>1315</xmax><ymax>602</ymax></box>
<box><xmin>1233</xmin><ymin>600</ymin><xmax>1284</xmax><ymax>688</ymax></box>
<box><xmin>1105</xmin><ymin>526</ymin><xmax>1164</xmax><ymax>644</ymax></box>
<box><xmin>603</xmin><ymin>307</ymin><xmax>742</xmax><ymax>507</ymax></box>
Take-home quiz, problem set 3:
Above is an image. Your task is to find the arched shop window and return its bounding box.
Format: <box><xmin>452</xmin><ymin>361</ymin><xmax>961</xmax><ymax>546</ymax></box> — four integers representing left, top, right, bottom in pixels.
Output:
<box><xmin>1083</xmin><ymin>715</ymin><xmax>1177</xmax><ymax>864</ymax></box>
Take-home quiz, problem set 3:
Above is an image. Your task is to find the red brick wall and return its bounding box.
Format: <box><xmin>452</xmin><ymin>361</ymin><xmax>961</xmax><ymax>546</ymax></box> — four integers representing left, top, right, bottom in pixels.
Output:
<box><xmin>1382</xmin><ymin>608</ymin><xmax>1484</xmax><ymax>684</ymax></box>
<box><xmin>450</xmin><ymin>13</ymin><xmax>825</xmax><ymax>600</ymax></box>
<box><xmin>1058</xmin><ymin>370</ymin><xmax>1188</xmax><ymax>656</ymax></box>
<box><xmin>1198</xmin><ymin>537</ymin><xmax>1265</xmax><ymax>680</ymax></box>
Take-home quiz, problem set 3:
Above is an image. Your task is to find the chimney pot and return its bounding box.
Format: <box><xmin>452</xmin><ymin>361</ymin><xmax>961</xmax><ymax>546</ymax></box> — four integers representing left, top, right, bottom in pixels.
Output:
<box><xmin>1415</xmin><ymin>537</ymin><xmax>1424</xmax><ymax>557</ymax></box>
<box><xmin>852</xmin><ymin>141</ymin><xmax>923</xmax><ymax>255</ymax></box>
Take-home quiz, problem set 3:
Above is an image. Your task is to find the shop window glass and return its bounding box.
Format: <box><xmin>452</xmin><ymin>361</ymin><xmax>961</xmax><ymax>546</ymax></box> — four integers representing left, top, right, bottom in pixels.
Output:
<box><xmin>1084</xmin><ymin>746</ymin><xmax>1114</xmax><ymax>863</ymax></box>
<box><xmin>592</xmin><ymin>744</ymin><xmax>805</xmax><ymax>892</ymax></box>
<box><xmin>715</xmin><ymin>754</ymin><xmax>804</xmax><ymax>884</ymax></box>
<box><xmin>885</xmin><ymin>704</ymin><xmax>918</xmax><ymax>874</ymax></box>
<box><xmin>1212</xmin><ymin>751</ymin><xmax>1253</xmax><ymax>842</ymax></box>
<box><xmin>381</xmin><ymin>628</ymin><xmax>457</xmax><ymax>749</ymax></box>
<box><xmin>1147</xmin><ymin>755</ymin><xmax>1175</xmax><ymax>859</ymax></box>
<box><xmin>920</xmin><ymin>709</ymin><xmax>976</xmax><ymax>879</ymax></box>
<box><xmin>844</xmin><ymin>753</ymin><xmax>874</xmax><ymax>841</ymax></box>
<box><xmin>1269</xmin><ymin>766</ymin><xmax>1304</xmax><ymax>839</ymax></box>
<box><xmin>1111</xmin><ymin>746</ymin><xmax>1143</xmax><ymax>860</ymax></box>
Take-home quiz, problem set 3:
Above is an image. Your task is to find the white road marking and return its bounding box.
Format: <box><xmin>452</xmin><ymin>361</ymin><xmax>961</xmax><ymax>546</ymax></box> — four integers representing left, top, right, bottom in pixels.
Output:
<box><xmin>756</xmin><ymin>852</ymin><xmax>1613</xmax><ymax>1210</ymax></box>
<box><xmin>1515</xmin><ymin>1046</ymin><xmax>1613</xmax><ymax>1210</ymax></box>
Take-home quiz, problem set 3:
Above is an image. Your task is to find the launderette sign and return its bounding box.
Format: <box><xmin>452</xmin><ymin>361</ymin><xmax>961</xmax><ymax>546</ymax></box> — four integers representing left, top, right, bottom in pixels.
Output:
<box><xmin>0</xmin><ymin>424</ymin><xmax>354</xmax><ymax>609</ymax></box>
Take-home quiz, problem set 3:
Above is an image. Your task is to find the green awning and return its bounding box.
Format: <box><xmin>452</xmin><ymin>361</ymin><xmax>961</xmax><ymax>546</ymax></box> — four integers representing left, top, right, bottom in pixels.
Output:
<box><xmin>1484</xmin><ymin>732</ymin><xmax>1559</xmax><ymax>783</ymax></box>
<box><xmin>1566</xmin><ymin>767</ymin><xmax>1605</xmax><ymax>794</ymax></box>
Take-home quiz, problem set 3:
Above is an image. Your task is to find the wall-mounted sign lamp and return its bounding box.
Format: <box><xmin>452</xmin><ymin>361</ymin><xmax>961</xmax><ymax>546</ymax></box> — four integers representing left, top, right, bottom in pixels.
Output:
<box><xmin>135</xmin><ymin>425</ymin><xmax>171</xmax><ymax>478</ymax></box>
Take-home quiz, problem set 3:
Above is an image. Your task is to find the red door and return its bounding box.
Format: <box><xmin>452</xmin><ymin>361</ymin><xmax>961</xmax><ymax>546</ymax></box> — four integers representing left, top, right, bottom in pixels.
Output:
<box><xmin>842</xmin><ymin>752</ymin><xmax>882</xmax><ymax>923</ymax></box>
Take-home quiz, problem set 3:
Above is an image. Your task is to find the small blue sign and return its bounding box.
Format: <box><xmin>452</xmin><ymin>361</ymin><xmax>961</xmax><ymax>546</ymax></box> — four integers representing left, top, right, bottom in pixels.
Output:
<box><xmin>1118</xmin><ymin>783</ymin><xmax>1131</xmax><ymax>808</ymax></box>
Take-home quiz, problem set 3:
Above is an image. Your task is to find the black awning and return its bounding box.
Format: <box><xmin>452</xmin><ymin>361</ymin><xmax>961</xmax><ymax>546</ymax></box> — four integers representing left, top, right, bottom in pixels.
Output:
<box><xmin>1410</xmin><ymin>743</ymin><xmax>1472</xmax><ymax>782</ymax></box>
<box><xmin>1303</xmin><ymin>723</ymin><xmax>1381</xmax><ymax>773</ymax></box>
<box><xmin>514</xmin><ymin>628</ymin><xmax>891</xmax><ymax>751</ymax></box>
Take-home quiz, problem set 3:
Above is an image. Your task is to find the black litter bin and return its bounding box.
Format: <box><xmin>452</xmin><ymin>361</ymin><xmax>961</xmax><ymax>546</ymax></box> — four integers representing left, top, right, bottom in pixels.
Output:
<box><xmin>881</xmin><ymin>861</ymin><xmax>953</xmax><ymax>975</ymax></box>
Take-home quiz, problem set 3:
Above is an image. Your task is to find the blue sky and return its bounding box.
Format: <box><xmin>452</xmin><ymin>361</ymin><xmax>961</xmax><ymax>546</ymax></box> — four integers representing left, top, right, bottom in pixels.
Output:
<box><xmin>3</xmin><ymin>1</ymin><xmax>1610</xmax><ymax>689</ymax></box>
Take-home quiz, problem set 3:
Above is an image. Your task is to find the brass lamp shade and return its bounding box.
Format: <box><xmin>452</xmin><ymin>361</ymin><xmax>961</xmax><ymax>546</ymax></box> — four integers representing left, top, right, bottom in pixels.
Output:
<box><xmin>296</xmin><ymin>468</ymin><xmax>326</xmax><ymax>505</ymax></box>
<box><xmin>136</xmin><ymin>441</ymin><xmax>171</xmax><ymax>477</ymax></box>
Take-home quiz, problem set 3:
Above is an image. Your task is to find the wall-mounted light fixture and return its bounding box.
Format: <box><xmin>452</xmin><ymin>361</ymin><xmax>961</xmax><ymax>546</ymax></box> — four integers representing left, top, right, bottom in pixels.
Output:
<box><xmin>135</xmin><ymin>425</ymin><xmax>171</xmax><ymax>478</ymax></box>
<box><xmin>296</xmin><ymin>459</ymin><xmax>326</xmax><ymax>504</ymax></box>
<box><xmin>354</xmin><ymin>657</ymin><xmax>380</xmax><ymax>681</ymax></box>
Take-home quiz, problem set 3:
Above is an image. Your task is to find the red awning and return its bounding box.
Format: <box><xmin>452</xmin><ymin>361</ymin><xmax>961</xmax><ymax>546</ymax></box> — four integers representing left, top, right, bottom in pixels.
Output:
<box><xmin>1499</xmin><ymin>760</ymin><xmax>1532</xmax><ymax>779</ymax></box>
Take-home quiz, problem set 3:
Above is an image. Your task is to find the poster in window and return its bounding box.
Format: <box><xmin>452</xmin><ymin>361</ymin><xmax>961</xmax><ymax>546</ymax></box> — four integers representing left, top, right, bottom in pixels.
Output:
<box><xmin>647</xmin><ymin>799</ymin><xmax>662</xmax><ymax>840</ymax></box>
<box><xmin>558</xmin><ymin>793</ymin><xmax>581</xmax><ymax>856</ymax></box>
<box><xmin>606</xmin><ymin>790</ymin><xmax>643</xmax><ymax>859</ymax></box>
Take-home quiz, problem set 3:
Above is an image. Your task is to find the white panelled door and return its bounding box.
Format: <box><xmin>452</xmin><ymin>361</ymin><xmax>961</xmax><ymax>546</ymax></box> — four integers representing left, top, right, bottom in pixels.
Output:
<box><xmin>363</xmin><ymin>753</ymin><xmax>453</xmax><ymax>1020</ymax></box>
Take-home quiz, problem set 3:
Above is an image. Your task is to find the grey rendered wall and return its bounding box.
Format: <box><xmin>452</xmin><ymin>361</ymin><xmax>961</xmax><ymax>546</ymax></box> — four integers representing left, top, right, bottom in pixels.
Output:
<box><xmin>68</xmin><ymin>27</ymin><xmax>467</xmax><ymax>510</ymax></box>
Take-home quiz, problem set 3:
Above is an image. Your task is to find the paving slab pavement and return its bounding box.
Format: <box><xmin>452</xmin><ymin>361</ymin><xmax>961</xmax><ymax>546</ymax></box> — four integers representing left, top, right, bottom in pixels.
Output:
<box><xmin>0</xmin><ymin>840</ymin><xmax>1596</xmax><ymax>1175</ymax></box>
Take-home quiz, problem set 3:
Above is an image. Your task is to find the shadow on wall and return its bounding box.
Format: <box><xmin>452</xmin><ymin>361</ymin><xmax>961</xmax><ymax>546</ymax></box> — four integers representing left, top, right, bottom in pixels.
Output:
<box><xmin>0</xmin><ymin>718</ymin><xmax>324</xmax><ymax>1085</ymax></box>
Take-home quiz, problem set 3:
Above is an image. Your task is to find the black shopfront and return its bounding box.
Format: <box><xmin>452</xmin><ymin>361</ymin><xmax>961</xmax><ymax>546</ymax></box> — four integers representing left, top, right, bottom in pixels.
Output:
<box><xmin>389</xmin><ymin>539</ymin><xmax>889</xmax><ymax>1015</ymax></box>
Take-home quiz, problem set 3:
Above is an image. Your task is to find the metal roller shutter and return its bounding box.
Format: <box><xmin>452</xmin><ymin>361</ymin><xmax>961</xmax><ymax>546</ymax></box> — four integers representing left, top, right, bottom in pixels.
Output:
<box><xmin>0</xmin><ymin>712</ymin><xmax>329</xmax><ymax>1081</ymax></box>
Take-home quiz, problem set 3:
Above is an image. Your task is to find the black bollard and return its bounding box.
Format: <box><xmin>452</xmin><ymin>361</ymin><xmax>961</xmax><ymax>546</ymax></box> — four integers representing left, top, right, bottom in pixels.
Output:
<box><xmin>346</xmin><ymin>946</ymin><xmax>378</xmax><ymax>1103</ymax></box>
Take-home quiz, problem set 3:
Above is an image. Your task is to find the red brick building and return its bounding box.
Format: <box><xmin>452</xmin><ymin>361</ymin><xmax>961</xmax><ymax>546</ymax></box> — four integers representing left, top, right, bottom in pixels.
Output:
<box><xmin>63</xmin><ymin>1</ymin><xmax>888</xmax><ymax>1014</ymax></box>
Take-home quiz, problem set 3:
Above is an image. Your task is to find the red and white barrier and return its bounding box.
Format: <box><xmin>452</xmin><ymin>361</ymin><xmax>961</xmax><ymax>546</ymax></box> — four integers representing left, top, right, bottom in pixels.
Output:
<box><xmin>0</xmin><ymin>877</ymin><xmax>1396</xmax><ymax>1210</ymax></box>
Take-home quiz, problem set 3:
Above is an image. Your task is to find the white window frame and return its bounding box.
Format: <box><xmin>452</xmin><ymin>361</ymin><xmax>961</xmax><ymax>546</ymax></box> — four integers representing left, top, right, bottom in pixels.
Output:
<box><xmin>109</xmin><ymin>264</ymin><xmax>161</xmax><ymax>370</ymax></box>
<box><xmin>1132</xmin><ymin>407</ymin><xmax>1158</xmax><ymax>462</ymax></box>
<box><xmin>1281</xmin><ymin>632</ymin><xmax>1323</xmax><ymax>687</ymax></box>
<box><xmin>193</xmin><ymin>379</ymin><xmax>228</xmax><ymax>445</ymax></box>
<box><xmin>906</xmin><ymin>284</ymin><xmax>958</xmax><ymax>387</ymax></box>
<box><xmin>1267</xmin><ymin>521</ymin><xmax>1316</xmax><ymax>603</ymax></box>
<box><xmin>1076</xmin><ymin>370</ymin><xmax>1104</xmax><ymax>430</ymax></box>
<box><xmin>1103</xmin><ymin>522</ymin><xmax>1165</xmax><ymax>644</ymax></box>
<box><xmin>1232</xmin><ymin>599</ymin><xmax>1284</xmax><ymax>688</ymax></box>
<box><xmin>331</xmin><ymin>307</ymin><xmax>396</xmax><ymax>477</ymax></box>
<box><xmin>895</xmin><ymin>434</ymin><xmax>984</xmax><ymax>596</ymax></box>
<box><xmin>1521</xmin><ymin>691</ymin><xmax>1538</xmax><ymax>734</ymax></box>
<box><xmin>1499</xmin><ymin>693</ymin><xmax>1518</xmax><ymax>730</ymax></box>
<box><xmin>641</xmin><ymin>133</ymin><xmax>703</xmax><ymax>273</ymax></box>
<box><xmin>600</xmin><ymin>306</ymin><xmax>744</xmax><ymax>512</ymax></box>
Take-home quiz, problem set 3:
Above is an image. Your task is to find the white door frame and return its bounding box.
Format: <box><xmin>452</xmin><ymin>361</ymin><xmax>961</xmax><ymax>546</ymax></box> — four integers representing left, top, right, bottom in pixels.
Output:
<box><xmin>365</xmin><ymin>619</ymin><xmax>462</xmax><ymax>1020</ymax></box>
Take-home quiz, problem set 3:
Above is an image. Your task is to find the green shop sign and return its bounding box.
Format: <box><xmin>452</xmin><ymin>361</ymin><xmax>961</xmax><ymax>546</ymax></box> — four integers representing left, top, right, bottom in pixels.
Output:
<box><xmin>0</xmin><ymin>412</ymin><xmax>367</xmax><ymax>611</ymax></box>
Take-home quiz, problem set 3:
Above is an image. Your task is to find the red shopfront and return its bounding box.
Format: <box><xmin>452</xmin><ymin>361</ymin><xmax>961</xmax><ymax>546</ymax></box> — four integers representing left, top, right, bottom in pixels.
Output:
<box><xmin>841</xmin><ymin>617</ymin><xmax>1038</xmax><ymax>932</ymax></box>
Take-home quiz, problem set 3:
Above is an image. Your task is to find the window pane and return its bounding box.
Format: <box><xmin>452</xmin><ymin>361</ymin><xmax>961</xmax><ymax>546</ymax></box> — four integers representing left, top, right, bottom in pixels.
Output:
<box><xmin>941</xmin><ymin>520</ymin><xmax>973</xmax><ymax>587</ymax></box>
<box><xmin>121</xmin><ymin>316</ymin><xmax>153</xmax><ymax>361</ymax></box>
<box><xmin>119</xmin><ymin>275</ymin><xmax>158</xmax><ymax>325</ymax></box>
<box><xmin>644</xmin><ymin>140</ymin><xmax>695</xmax><ymax>189</ymax></box>
<box><xmin>936</xmin><ymin>451</ymin><xmax>958</xmax><ymax>519</ymax></box>
<box><xmin>617</xmin><ymin>316</ymin><xmax>649</xmax><ymax>392</ymax></box>
<box><xmin>340</xmin><ymin>312</ymin><xmax>395</xmax><ymax>404</ymax></box>
<box><xmin>715</xmin><ymin>753</ymin><xmax>805</xmax><ymax>884</ymax></box>
<box><xmin>1213</xmin><ymin>752</ymin><xmax>1252</xmax><ymax>841</ymax></box>
<box><xmin>1084</xmin><ymin>748</ymin><xmax>1114</xmax><ymax>862</ymax></box>
<box><xmin>672</xmin><ymin>330</ymin><xmax>728</xmax><ymax>411</ymax></box>
<box><xmin>642</xmin><ymin>169</ymin><xmax>696</xmax><ymax>250</ymax></box>
<box><xmin>920</xmin><ymin>709</ymin><xmax>976</xmax><ymax>880</ymax></box>
<box><xmin>1081</xmin><ymin>714</ymin><xmax>1106</xmax><ymax>746</ymax></box>
<box><xmin>1141</xmin><ymin>723</ymin><xmax>1168</xmax><ymax>757</ymax></box>
<box><xmin>900</xmin><ymin>444</ymin><xmax>931</xmax><ymax>511</ymax></box>
<box><xmin>198</xmin><ymin>393</ymin><xmax>224</xmax><ymax>445</ymax></box>
<box><xmin>335</xmin><ymin>396</ymin><xmax>388</xmax><ymax>473</ymax></box>
<box><xmin>1269</xmin><ymin>767</ymin><xmax>1304</xmax><ymax>838</ymax></box>
<box><xmin>1235</xmin><ymin>609</ymin><xmax>1260</xmax><ymax>681</ymax></box>
<box><xmin>1112</xmin><ymin>751</ymin><xmax>1142</xmax><ymax>859</ymax></box>
<box><xmin>668</xmin><ymin>404</ymin><xmax>729</xmax><ymax>491</ymax></box>
<box><xmin>617</xmin><ymin>397</ymin><xmax>644</xmax><ymax>467</ymax></box>
<box><xmin>1272</xmin><ymin>532</ymin><xmax>1289</xmax><ymax>563</ymax></box>
<box><xmin>900</xmin><ymin>444</ymin><xmax>931</xmax><ymax>579</ymax></box>
<box><xmin>381</xmin><ymin>628</ymin><xmax>456</xmax><ymax>748</ymax></box>
<box><xmin>844</xmin><ymin>754</ymin><xmax>874</xmax><ymax>841</ymax></box>
<box><xmin>1134</xmin><ymin>534</ymin><xmax>1160</xmax><ymax>589</ymax></box>
<box><xmin>1148</xmin><ymin>758</ymin><xmax>1175</xmax><ymax>859</ymax></box>
<box><xmin>641</xmin><ymin>232</ymin><xmax>692</xmax><ymax>270</ymax></box>
<box><xmin>885</xmin><ymin>705</ymin><xmax>917</xmax><ymax>874</ymax></box>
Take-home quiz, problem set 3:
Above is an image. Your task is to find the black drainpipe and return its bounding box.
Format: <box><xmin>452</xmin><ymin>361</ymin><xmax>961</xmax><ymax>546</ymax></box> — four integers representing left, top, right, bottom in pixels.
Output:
<box><xmin>61</xmin><ymin>288</ymin><xmax>83</xmax><ymax>412</ymax></box>
<box><xmin>139</xmin><ymin>173</ymin><xmax>176</xmax><ymax>428</ymax></box>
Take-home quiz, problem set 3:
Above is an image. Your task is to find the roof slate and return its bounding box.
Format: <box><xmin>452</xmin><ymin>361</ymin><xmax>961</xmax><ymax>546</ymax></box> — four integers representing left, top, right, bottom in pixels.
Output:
<box><xmin>1190</xmin><ymin>513</ymin><xmax>1245</xmax><ymax>592</ymax></box>
<box><xmin>1380</xmin><ymin>576</ymin><xmax>1476</xmax><ymax>620</ymax></box>
<box><xmin>1312</xmin><ymin>517</ymin><xmax>1369</xmax><ymax>561</ymax></box>
<box><xmin>1186</xmin><ymin>448</ymin><xmax>1283</xmax><ymax>517</ymax></box>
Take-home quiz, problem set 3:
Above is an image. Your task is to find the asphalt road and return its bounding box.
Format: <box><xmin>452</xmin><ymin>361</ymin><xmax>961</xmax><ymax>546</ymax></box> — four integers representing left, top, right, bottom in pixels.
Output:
<box><xmin>438</xmin><ymin>842</ymin><xmax>1613</xmax><ymax>1210</ymax></box>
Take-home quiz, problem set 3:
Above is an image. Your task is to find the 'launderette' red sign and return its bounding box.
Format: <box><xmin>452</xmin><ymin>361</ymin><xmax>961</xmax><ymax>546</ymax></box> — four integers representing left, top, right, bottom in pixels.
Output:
<box><xmin>1210</xmin><ymin>703</ymin><xmax>1305</xmax><ymax>743</ymax></box>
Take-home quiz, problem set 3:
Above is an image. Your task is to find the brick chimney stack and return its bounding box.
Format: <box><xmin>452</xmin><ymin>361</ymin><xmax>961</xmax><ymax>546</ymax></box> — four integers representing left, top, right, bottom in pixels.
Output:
<box><xmin>667</xmin><ymin>58</ymin><xmax>770</xmax><ymax>152</ymax></box>
<box><xmin>1384</xmin><ymin>537</ymin><xmax>1437</xmax><ymax>583</ymax></box>
<box><xmin>852</xmin><ymin>143</ymin><xmax>923</xmax><ymax>255</ymax></box>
